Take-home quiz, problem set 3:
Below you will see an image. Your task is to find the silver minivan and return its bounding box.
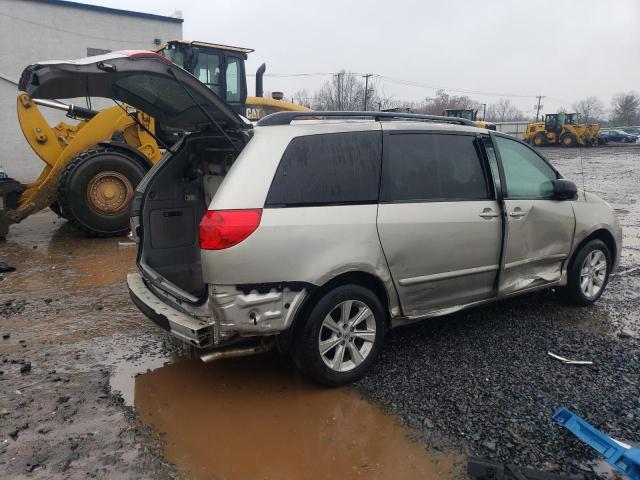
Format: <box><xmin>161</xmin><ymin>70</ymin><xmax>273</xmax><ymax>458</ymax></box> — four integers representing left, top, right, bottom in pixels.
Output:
<box><xmin>22</xmin><ymin>52</ymin><xmax>622</xmax><ymax>385</ymax></box>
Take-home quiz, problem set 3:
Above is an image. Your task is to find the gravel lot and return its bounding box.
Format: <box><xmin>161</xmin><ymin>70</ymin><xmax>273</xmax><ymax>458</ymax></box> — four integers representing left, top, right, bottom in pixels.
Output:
<box><xmin>0</xmin><ymin>145</ymin><xmax>638</xmax><ymax>479</ymax></box>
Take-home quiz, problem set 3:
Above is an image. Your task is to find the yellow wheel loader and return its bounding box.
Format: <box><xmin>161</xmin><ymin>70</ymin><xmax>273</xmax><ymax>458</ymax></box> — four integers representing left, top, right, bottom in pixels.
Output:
<box><xmin>0</xmin><ymin>41</ymin><xmax>308</xmax><ymax>238</ymax></box>
<box><xmin>523</xmin><ymin>113</ymin><xmax>600</xmax><ymax>148</ymax></box>
<box><xmin>443</xmin><ymin>109</ymin><xmax>496</xmax><ymax>130</ymax></box>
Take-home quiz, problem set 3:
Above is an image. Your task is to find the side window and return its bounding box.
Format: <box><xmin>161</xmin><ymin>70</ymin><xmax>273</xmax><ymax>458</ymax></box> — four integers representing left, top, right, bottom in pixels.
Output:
<box><xmin>225</xmin><ymin>57</ymin><xmax>242</xmax><ymax>103</ymax></box>
<box><xmin>265</xmin><ymin>132</ymin><xmax>382</xmax><ymax>207</ymax></box>
<box><xmin>494</xmin><ymin>136</ymin><xmax>557</xmax><ymax>198</ymax></box>
<box><xmin>194</xmin><ymin>52</ymin><xmax>221</xmax><ymax>96</ymax></box>
<box><xmin>380</xmin><ymin>133</ymin><xmax>489</xmax><ymax>202</ymax></box>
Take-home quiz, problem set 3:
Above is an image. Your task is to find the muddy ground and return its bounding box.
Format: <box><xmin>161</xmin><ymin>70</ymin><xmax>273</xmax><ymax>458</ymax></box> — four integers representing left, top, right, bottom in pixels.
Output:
<box><xmin>1</xmin><ymin>145</ymin><xmax>638</xmax><ymax>479</ymax></box>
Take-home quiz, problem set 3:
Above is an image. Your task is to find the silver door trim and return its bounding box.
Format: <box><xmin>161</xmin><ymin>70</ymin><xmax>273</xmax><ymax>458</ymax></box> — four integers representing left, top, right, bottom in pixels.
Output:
<box><xmin>504</xmin><ymin>253</ymin><xmax>567</xmax><ymax>270</ymax></box>
<box><xmin>398</xmin><ymin>264</ymin><xmax>500</xmax><ymax>286</ymax></box>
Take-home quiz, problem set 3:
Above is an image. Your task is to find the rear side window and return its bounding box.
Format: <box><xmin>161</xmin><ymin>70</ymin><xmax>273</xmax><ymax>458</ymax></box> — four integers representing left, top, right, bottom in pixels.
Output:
<box><xmin>265</xmin><ymin>132</ymin><xmax>382</xmax><ymax>207</ymax></box>
<box><xmin>380</xmin><ymin>133</ymin><xmax>489</xmax><ymax>202</ymax></box>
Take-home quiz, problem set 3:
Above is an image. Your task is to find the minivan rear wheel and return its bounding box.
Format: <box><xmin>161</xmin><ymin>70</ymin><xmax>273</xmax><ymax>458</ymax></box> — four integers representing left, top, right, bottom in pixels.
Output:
<box><xmin>560</xmin><ymin>239</ymin><xmax>611</xmax><ymax>306</ymax></box>
<box><xmin>291</xmin><ymin>284</ymin><xmax>386</xmax><ymax>386</ymax></box>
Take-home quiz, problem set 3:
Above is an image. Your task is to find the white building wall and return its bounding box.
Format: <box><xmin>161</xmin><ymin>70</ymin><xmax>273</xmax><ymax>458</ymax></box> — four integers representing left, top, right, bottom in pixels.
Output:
<box><xmin>0</xmin><ymin>0</ymin><xmax>182</xmax><ymax>181</ymax></box>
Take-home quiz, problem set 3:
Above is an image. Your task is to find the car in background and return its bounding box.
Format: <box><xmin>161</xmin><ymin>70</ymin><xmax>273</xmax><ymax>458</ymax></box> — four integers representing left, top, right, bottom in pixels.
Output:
<box><xmin>622</xmin><ymin>127</ymin><xmax>640</xmax><ymax>136</ymax></box>
<box><xmin>601</xmin><ymin>129</ymin><xmax>638</xmax><ymax>143</ymax></box>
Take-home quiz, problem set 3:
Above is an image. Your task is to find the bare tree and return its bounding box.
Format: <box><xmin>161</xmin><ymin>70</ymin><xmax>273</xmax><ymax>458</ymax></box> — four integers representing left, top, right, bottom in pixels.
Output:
<box><xmin>292</xmin><ymin>89</ymin><xmax>313</xmax><ymax>109</ymax></box>
<box><xmin>485</xmin><ymin>98</ymin><xmax>525</xmax><ymax>122</ymax></box>
<box><xmin>610</xmin><ymin>92</ymin><xmax>640</xmax><ymax>126</ymax></box>
<box><xmin>414</xmin><ymin>89</ymin><xmax>479</xmax><ymax>115</ymax></box>
<box><xmin>572</xmin><ymin>96</ymin><xmax>605</xmax><ymax>124</ymax></box>
<box><xmin>313</xmin><ymin>71</ymin><xmax>364</xmax><ymax>111</ymax></box>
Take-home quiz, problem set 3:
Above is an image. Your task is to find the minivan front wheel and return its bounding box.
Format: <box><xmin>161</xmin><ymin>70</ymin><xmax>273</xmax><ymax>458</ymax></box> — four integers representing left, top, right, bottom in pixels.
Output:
<box><xmin>292</xmin><ymin>284</ymin><xmax>385</xmax><ymax>386</ymax></box>
<box><xmin>561</xmin><ymin>239</ymin><xmax>611</xmax><ymax>306</ymax></box>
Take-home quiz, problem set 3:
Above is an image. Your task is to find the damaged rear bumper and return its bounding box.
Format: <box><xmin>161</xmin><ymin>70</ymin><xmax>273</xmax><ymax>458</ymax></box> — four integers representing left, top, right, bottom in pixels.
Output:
<box><xmin>127</xmin><ymin>272</ymin><xmax>308</xmax><ymax>349</ymax></box>
<box><xmin>128</xmin><ymin>273</ymin><xmax>218</xmax><ymax>348</ymax></box>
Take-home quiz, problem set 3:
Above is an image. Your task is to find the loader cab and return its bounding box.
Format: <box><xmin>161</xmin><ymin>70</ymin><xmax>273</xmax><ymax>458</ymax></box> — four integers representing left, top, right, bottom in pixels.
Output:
<box><xmin>544</xmin><ymin>114</ymin><xmax>563</xmax><ymax>133</ymax></box>
<box><xmin>158</xmin><ymin>40</ymin><xmax>253</xmax><ymax>116</ymax></box>
<box><xmin>444</xmin><ymin>109</ymin><xmax>478</xmax><ymax>121</ymax></box>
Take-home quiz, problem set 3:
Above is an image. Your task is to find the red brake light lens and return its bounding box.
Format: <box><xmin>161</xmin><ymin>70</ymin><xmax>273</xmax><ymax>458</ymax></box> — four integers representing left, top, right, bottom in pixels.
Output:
<box><xmin>199</xmin><ymin>209</ymin><xmax>263</xmax><ymax>250</ymax></box>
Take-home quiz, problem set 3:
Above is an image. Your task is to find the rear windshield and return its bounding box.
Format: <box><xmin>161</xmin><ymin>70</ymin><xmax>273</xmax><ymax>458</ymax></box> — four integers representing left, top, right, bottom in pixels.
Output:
<box><xmin>265</xmin><ymin>131</ymin><xmax>382</xmax><ymax>207</ymax></box>
<box><xmin>114</xmin><ymin>74</ymin><xmax>197</xmax><ymax>116</ymax></box>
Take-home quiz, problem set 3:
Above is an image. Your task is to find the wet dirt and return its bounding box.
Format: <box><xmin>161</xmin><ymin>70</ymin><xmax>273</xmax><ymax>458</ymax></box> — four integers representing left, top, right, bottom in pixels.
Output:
<box><xmin>1</xmin><ymin>210</ymin><xmax>459</xmax><ymax>479</ymax></box>
<box><xmin>0</xmin><ymin>145</ymin><xmax>638</xmax><ymax>479</ymax></box>
<box><xmin>134</xmin><ymin>355</ymin><xmax>458</xmax><ymax>480</ymax></box>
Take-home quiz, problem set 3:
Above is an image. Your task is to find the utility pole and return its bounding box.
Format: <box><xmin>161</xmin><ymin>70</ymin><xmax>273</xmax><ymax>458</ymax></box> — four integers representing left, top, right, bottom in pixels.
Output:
<box><xmin>535</xmin><ymin>95</ymin><xmax>544</xmax><ymax>122</ymax></box>
<box><xmin>363</xmin><ymin>73</ymin><xmax>373</xmax><ymax>111</ymax></box>
<box><xmin>481</xmin><ymin>103</ymin><xmax>487</xmax><ymax>121</ymax></box>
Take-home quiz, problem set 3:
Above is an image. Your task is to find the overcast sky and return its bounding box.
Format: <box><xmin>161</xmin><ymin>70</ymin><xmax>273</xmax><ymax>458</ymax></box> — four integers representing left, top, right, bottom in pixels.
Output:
<box><xmin>84</xmin><ymin>0</ymin><xmax>639</xmax><ymax>116</ymax></box>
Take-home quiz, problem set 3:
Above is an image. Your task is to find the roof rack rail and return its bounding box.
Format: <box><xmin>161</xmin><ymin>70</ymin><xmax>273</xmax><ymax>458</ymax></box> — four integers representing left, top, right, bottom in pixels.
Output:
<box><xmin>256</xmin><ymin>110</ymin><xmax>478</xmax><ymax>127</ymax></box>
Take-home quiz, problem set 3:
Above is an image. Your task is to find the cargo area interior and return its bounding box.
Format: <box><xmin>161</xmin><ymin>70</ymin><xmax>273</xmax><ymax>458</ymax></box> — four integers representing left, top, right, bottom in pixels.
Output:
<box><xmin>139</xmin><ymin>132</ymin><xmax>246</xmax><ymax>299</ymax></box>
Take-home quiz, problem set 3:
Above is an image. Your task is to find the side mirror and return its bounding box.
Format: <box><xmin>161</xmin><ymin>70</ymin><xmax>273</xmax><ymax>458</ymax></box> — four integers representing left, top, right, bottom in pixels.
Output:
<box><xmin>552</xmin><ymin>179</ymin><xmax>577</xmax><ymax>200</ymax></box>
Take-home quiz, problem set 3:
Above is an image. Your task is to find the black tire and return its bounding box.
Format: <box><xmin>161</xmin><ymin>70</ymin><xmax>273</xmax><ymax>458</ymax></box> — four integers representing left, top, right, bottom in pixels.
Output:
<box><xmin>58</xmin><ymin>148</ymin><xmax>148</xmax><ymax>237</ymax></box>
<box><xmin>532</xmin><ymin>132</ymin><xmax>547</xmax><ymax>147</ymax></box>
<box><xmin>49</xmin><ymin>201</ymin><xmax>66</xmax><ymax>219</ymax></box>
<box><xmin>560</xmin><ymin>239</ymin><xmax>611</xmax><ymax>306</ymax></box>
<box><xmin>559</xmin><ymin>133</ymin><xmax>577</xmax><ymax>147</ymax></box>
<box><xmin>291</xmin><ymin>284</ymin><xmax>386</xmax><ymax>387</ymax></box>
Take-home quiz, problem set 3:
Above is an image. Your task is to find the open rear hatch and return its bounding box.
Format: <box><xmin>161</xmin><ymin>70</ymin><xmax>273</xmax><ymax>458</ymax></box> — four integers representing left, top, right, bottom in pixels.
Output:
<box><xmin>19</xmin><ymin>50</ymin><xmax>245</xmax><ymax>131</ymax></box>
<box><xmin>20</xmin><ymin>51</ymin><xmax>251</xmax><ymax>302</ymax></box>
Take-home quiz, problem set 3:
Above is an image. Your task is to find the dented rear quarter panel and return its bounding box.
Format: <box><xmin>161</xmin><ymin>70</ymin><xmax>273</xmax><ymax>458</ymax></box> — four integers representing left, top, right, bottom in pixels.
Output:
<box><xmin>200</xmin><ymin>205</ymin><xmax>400</xmax><ymax>314</ymax></box>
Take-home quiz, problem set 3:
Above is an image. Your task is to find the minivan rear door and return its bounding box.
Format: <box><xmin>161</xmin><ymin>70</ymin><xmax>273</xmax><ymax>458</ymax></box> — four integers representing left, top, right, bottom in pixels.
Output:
<box><xmin>18</xmin><ymin>50</ymin><xmax>246</xmax><ymax>131</ymax></box>
<box><xmin>377</xmin><ymin>128</ymin><xmax>502</xmax><ymax>318</ymax></box>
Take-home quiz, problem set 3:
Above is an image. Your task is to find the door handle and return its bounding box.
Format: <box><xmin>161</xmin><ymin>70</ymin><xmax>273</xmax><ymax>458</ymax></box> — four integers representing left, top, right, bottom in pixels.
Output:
<box><xmin>509</xmin><ymin>210</ymin><xmax>526</xmax><ymax>218</ymax></box>
<box><xmin>479</xmin><ymin>209</ymin><xmax>500</xmax><ymax>219</ymax></box>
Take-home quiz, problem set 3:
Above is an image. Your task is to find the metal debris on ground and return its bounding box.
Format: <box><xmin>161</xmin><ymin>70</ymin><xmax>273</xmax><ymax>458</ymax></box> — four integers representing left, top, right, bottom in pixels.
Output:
<box><xmin>548</xmin><ymin>351</ymin><xmax>593</xmax><ymax>365</ymax></box>
<box><xmin>553</xmin><ymin>408</ymin><xmax>640</xmax><ymax>480</ymax></box>
<box><xmin>0</xmin><ymin>261</ymin><xmax>16</xmax><ymax>273</ymax></box>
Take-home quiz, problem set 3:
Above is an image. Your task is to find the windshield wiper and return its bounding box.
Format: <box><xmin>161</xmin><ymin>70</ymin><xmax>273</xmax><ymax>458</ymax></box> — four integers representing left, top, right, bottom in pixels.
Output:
<box><xmin>167</xmin><ymin>68</ymin><xmax>241</xmax><ymax>155</ymax></box>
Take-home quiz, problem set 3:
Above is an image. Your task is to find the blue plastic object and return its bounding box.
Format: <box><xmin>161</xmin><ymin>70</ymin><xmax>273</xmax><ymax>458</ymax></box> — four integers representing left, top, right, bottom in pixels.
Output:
<box><xmin>553</xmin><ymin>407</ymin><xmax>640</xmax><ymax>480</ymax></box>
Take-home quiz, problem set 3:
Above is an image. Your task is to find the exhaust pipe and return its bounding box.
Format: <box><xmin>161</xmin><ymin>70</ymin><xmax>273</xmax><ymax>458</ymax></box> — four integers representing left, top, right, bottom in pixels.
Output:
<box><xmin>255</xmin><ymin>63</ymin><xmax>266</xmax><ymax>98</ymax></box>
<box><xmin>199</xmin><ymin>343</ymin><xmax>272</xmax><ymax>363</ymax></box>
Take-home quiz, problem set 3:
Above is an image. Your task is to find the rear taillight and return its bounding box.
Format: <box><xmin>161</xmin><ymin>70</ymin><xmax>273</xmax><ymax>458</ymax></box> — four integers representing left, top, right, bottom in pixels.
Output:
<box><xmin>199</xmin><ymin>209</ymin><xmax>262</xmax><ymax>250</ymax></box>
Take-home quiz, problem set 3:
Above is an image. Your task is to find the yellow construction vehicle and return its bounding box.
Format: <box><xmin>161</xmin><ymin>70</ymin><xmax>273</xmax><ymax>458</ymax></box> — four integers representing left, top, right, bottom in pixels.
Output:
<box><xmin>523</xmin><ymin>113</ymin><xmax>600</xmax><ymax>147</ymax></box>
<box><xmin>444</xmin><ymin>109</ymin><xmax>496</xmax><ymax>130</ymax></box>
<box><xmin>1</xmin><ymin>41</ymin><xmax>308</xmax><ymax>238</ymax></box>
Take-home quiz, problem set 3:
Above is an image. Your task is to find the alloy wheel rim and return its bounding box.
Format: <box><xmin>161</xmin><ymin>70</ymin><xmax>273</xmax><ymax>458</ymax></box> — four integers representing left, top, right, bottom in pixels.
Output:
<box><xmin>579</xmin><ymin>250</ymin><xmax>607</xmax><ymax>299</ymax></box>
<box><xmin>318</xmin><ymin>300</ymin><xmax>376</xmax><ymax>373</ymax></box>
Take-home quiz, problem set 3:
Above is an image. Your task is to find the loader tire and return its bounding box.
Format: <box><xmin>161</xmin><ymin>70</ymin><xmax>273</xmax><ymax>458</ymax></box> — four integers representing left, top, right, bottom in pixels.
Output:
<box><xmin>532</xmin><ymin>133</ymin><xmax>547</xmax><ymax>147</ymax></box>
<box><xmin>58</xmin><ymin>148</ymin><xmax>147</xmax><ymax>237</ymax></box>
<box><xmin>560</xmin><ymin>134</ymin><xmax>577</xmax><ymax>147</ymax></box>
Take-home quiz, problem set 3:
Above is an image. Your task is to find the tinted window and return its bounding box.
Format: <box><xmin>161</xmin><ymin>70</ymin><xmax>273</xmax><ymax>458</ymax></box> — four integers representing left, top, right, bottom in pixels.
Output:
<box><xmin>380</xmin><ymin>133</ymin><xmax>488</xmax><ymax>202</ymax></box>
<box><xmin>265</xmin><ymin>132</ymin><xmax>381</xmax><ymax>207</ymax></box>
<box><xmin>495</xmin><ymin>136</ymin><xmax>557</xmax><ymax>198</ymax></box>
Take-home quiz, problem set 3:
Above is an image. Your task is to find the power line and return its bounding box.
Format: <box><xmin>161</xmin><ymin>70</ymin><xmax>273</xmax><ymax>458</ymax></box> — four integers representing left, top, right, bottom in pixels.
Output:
<box><xmin>374</xmin><ymin>74</ymin><xmax>538</xmax><ymax>99</ymax></box>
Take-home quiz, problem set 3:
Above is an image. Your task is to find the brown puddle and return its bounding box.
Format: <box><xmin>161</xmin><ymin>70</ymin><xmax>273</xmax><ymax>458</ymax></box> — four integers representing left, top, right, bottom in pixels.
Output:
<box><xmin>134</xmin><ymin>355</ymin><xmax>459</xmax><ymax>480</ymax></box>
